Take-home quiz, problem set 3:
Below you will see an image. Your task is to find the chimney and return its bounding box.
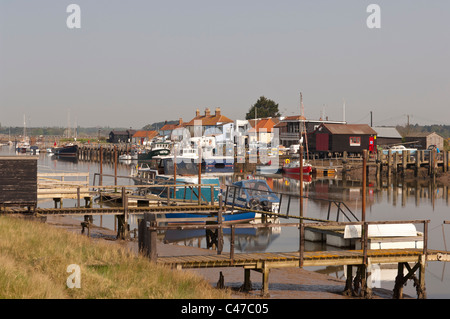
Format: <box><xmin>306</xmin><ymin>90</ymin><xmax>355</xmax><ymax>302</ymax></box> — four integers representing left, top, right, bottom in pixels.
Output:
<box><xmin>205</xmin><ymin>108</ymin><xmax>211</xmax><ymax>116</ymax></box>
<box><xmin>179</xmin><ymin>118</ymin><xmax>183</xmax><ymax>125</ymax></box>
<box><xmin>196</xmin><ymin>108</ymin><xmax>200</xmax><ymax>117</ymax></box>
<box><xmin>215</xmin><ymin>107</ymin><xmax>221</xmax><ymax>117</ymax></box>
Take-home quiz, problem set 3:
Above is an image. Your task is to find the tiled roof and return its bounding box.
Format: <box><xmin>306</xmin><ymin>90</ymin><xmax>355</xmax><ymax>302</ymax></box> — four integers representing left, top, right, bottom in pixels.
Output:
<box><xmin>248</xmin><ymin>118</ymin><xmax>276</xmax><ymax>133</ymax></box>
<box><xmin>184</xmin><ymin>108</ymin><xmax>233</xmax><ymax>126</ymax></box>
<box><xmin>133</xmin><ymin>130</ymin><xmax>158</xmax><ymax>139</ymax></box>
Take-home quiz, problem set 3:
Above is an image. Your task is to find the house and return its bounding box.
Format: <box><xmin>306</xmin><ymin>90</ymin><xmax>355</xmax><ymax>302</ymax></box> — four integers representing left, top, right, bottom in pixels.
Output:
<box><xmin>160</xmin><ymin>119</ymin><xmax>183</xmax><ymax>138</ymax></box>
<box><xmin>404</xmin><ymin>132</ymin><xmax>444</xmax><ymax>150</ymax></box>
<box><xmin>372</xmin><ymin>127</ymin><xmax>402</xmax><ymax>148</ymax></box>
<box><xmin>107</xmin><ymin>130</ymin><xmax>136</xmax><ymax>143</ymax></box>
<box><xmin>183</xmin><ymin>107</ymin><xmax>234</xmax><ymax>145</ymax></box>
<box><xmin>132</xmin><ymin>130</ymin><xmax>159</xmax><ymax>145</ymax></box>
<box><xmin>248</xmin><ymin>118</ymin><xmax>277</xmax><ymax>146</ymax></box>
<box><xmin>309</xmin><ymin>123</ymin><xmax>377</xmax><ymax>156</ymax></box>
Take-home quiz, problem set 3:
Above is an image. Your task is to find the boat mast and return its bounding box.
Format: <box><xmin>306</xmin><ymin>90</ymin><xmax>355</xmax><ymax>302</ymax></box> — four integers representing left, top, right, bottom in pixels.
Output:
<box><xmin>300</xmin><ymin>92</ymin><xmax>309</xmax><ymax>159</ymax></box>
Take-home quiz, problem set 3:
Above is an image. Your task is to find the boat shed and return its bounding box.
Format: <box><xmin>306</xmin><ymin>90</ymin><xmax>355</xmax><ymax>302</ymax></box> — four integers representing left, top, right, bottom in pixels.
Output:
<box><xmin>403</xmin><ymin>132</ymin><xmax>444</xmax><ymax>150</ymax></box>
<box><xmin>309</xmin><ymin>123</ymin><xmax>377</xmax><ymax>156</ymax></box>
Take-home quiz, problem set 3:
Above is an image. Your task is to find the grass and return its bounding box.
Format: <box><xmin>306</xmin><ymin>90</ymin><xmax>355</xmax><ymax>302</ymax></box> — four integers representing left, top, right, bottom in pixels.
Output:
<box><xmin>0</xmin><ymin>216</ymin><xmax>230</xmax><ymax>299</ymax></box>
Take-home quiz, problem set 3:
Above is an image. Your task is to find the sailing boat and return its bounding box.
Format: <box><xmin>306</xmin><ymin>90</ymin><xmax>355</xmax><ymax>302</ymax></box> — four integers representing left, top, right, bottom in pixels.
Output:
<box><xmin>16</xmin><ymin>115</ymin><xmax>30</xmax><ymax>153</ymax></box>
<box><xmin>281</xmin><ymin>92</ymin><xmax>313</xmax><ymax>174</ymax></box>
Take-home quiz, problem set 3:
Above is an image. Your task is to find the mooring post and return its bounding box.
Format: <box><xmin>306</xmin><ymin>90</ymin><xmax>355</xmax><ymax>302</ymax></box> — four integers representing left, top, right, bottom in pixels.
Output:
<box><xmin>393</xmin><ymin>262</ymin><xmax>405</xmax><ymax>299</ymax></box>
<box><xmin>230</xmin><ymin>224</ymin><xmax>235</xmax><ymax>264</ymax></box>
<box><xmin>343</xmin><ymin>265</ymin><xmax>354</xmax><ymax>296</ymax></box>
<box><xmin>261</xmin><ymin>262</ymin><xmax>270</xmax><ymax>297</ymax></box>
<box><xmin>140</xmin><ymin>213</ymin><xmax>157</xmax><ymax>262</ymax></box>
<box><xmin>217</xmin><ymin>194</ymin><xmax>224</xmax><ymax>255</ymax></box>
<box><xmin>418</xmin><ymin>254</ymin><xmax>427</xmax><ymax>299</ymax></box>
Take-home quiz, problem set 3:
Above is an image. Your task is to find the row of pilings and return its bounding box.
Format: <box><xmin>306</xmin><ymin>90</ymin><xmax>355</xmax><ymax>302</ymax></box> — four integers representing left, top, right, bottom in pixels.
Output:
<box><xmin>77</xmin><ymin>144</ymin><xmax>132</xmax><ymax>163</ymax></box>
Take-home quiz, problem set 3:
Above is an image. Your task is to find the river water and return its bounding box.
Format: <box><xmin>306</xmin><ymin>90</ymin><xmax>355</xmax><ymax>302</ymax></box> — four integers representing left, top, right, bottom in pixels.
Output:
<box><xmin>2</xmin><ymin>146</ymin><xmax>449</xmax><ymax>299</ymax></box>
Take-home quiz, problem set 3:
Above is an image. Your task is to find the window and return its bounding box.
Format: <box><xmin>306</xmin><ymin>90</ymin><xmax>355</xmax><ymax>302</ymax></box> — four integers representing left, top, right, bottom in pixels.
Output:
<box><xmin>349</xmin><ymin>136</ymin><xmax>361</xmax><ymax>146</ymax></box>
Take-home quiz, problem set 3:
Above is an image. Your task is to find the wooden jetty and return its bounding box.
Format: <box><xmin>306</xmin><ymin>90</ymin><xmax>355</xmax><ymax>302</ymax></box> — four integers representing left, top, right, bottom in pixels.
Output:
<box><xmin>139</xmin><ymin>215</ymin><xmax>450</xmax><ymax>298</ymax></box>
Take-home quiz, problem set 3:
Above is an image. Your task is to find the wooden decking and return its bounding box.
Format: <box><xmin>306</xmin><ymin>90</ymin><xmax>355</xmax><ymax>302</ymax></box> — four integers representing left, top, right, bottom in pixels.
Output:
<box><xmin>158</xmin><ymin>248</ymin><xmax>446</xmax><ymax>269</ymax></box>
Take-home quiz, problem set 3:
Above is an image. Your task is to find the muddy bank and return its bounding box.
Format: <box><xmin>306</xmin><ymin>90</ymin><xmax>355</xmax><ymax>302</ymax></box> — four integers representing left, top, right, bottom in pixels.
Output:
<box><xmin>44</xmin><ymin>215</ymin><xmax>400</xmax><ymax>299</ymax></box>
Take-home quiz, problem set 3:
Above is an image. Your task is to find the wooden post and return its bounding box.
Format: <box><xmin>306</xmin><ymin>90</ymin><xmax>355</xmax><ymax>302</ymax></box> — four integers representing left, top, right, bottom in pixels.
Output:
<box><xmin>242</xmin><ymin>269</ymin><xmax>252</xmax><ymax>292</ymax></box>
<box><xmin>99</xmin><ymin>145</ymin><xmax>103</xmax><ymax>186</ymax></box>
<box><xmin>362</xmin><ymin>150</ymin><xmax>367</xmax><ymax>265</ymax></box>
<box><xmin>114</xmin><ymin>145</ymin><xmax>117</xmax><ymax>186</ymax></box>
<box><xmin>173</xmin><ymin>144</ymin><xmax>177</xmax><ymax>199</ymax></box>
<box><xmin>261</xmin><ymin>262</ymin><xmax>270</xmax><ymax>297</ymax></box>
<box><xmin>415</xmin><ymin>150</ymin><xmax>420</xmax><ymax>177</ymax></box>
<box><xmin>418</xmin><ymin>254</ymin><xmax>427</xmax><ymax>299</ymax></box>
<box><xmin>393</xmin><ymin>262</ymin><xmax>405</xmax><ymax>299</ymax></box>
<box><xmin>230</xmin><ymin>224</ymin><xmax>235</xmax><ymax>264</ymax></box>
<box><xmin>140</xmin><ymin>213</ymin><xmax>157</xmax><ymax>262</ymax></box>
<box><xmin>343</xmin><ymin>265</ymin><xmax>354</xmax><ymax>296</ymax></box>
<box><xmin>387</xmin><ymin>149</ymin><xmax>392</xmax><ymax>177</ymax></box>
<box><xmin>198</xmin><ymin>145</ymin><xmax>202</xmax><ymax>205</ymax></box>
<box><xmin>217</xmin><ymin>194</ymin><xmax>224</xmax><ymax>255</ymax></box>
<box><xmin>77</xmin><ymin>187</ymin><xmax>80</xmax><ymax>208</ymax></box>
<box><xmin>402</xmin><ymin>150</ymin><xmax>407</xmax><ymax>177</ymax></box>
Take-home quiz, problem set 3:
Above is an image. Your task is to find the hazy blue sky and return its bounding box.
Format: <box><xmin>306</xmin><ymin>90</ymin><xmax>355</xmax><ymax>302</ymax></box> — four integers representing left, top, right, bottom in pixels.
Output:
<box><xmin>1</xmin><ymin>1</ymin><xmax>449</xmax><ymax>128</ymax></box>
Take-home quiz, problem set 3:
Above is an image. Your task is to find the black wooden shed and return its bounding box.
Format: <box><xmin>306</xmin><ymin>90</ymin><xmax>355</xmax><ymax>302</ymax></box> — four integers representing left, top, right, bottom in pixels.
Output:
<box><xmin>309</xmin><ymin>123</ymin><xmax>377</xmax><ymax>156</ymax></box>
<box><xmin>0</xmin><ymin>156</ymin><xmax>38</xmax><ymax>211</ymax></box>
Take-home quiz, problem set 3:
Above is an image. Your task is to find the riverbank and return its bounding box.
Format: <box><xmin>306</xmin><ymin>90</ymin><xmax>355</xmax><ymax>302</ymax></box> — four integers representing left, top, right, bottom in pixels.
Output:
<box><xmin>45</xmin><ymin>215</ymin><xmax>399</xmax><ymax>299</ymax></box>
<box><xmin>0</xmin><ymin>215</ymin><xmax>229</xmax><ymax>299</ymax></box>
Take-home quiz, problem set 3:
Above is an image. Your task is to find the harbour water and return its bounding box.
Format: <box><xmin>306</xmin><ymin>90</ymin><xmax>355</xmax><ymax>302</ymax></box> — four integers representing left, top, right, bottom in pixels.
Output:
<box><xmin>2</xmin><ymin>146</ymin><xmax>449</xmax><ymax>299</ymax></box>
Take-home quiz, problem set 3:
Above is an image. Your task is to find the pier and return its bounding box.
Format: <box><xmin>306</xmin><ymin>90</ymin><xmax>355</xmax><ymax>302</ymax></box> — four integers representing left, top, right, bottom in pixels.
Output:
<box><xmin>139</xmin><ymin>215</ymin><xmax>450</xmax><ymax>298</ymax></box>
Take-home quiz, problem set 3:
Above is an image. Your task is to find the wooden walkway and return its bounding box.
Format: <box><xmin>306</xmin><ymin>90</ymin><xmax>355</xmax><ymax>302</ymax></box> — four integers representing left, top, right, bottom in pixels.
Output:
<box><xmin>157</xmin><ymin>248</ymin><xmax>449</xmax><ymax>298</ymax></box>
<box><xmin>158</xmin><ymin>248</ymin><xmax>448</xmax><ymax>269</ymax></box>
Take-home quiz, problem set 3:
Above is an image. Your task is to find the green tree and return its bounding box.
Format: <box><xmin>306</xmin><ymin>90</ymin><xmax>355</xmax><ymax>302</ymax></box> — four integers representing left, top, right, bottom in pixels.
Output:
<box><xmin>245</xmin><ymin>96</ymin><xmax>281</xmax><ymax>120</ymax></box>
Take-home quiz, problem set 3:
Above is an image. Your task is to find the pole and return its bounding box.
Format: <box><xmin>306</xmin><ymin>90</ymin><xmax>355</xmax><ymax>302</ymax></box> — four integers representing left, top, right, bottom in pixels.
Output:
<box><xmin>99</xmin><ymin>145</ymin><xmax>103</xmax><ymax>186</ymax></box>
<box><xmin>173</xmin><ymin>144</ymin><xmax>177</xmax><ymax>199</ymax></box>
<box><xmin>198</xmin><ymin>145</ymin><xmax>202</xmax><ymax>205</ymax></box>
<box><xmin>362</xmin><ymin>150</ymin><xmax>367</xmax><ymax>264</ymax></box>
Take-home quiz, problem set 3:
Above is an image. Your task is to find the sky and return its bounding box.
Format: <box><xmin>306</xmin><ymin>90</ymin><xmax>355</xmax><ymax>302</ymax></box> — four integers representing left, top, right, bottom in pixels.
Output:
<box><xmin>0</xmin><ymin>1</ymin><xmax>449</xmax><ymax>129</ymax></box>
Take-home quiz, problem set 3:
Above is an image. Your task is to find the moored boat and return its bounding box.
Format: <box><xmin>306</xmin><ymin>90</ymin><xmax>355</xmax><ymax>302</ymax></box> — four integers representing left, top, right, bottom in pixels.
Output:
<box><xmin>54</xmin><ymin>144</ymin><xmax>78</xmax><ymax>157</ymax></box>
<box><xmin>282</xmin><ymin>159</ymin><xmax>312</xmax><ymax>174</ymax></box>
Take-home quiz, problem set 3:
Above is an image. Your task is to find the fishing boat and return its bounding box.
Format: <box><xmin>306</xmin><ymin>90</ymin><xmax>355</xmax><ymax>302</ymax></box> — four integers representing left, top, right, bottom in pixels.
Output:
<box><xmin>138</xmin><ymin>142</ymin><xmax>171</xmax><ymax>161</ymax></box>
<box><xmin>282</xmin><ymin>159</ymin><xmax>312</xmax><ymax>174</ymax></box>
<box><xmin>54</xmin><ymin>144</ymin><xmax>78</xmax><ymax>157</ymax></box>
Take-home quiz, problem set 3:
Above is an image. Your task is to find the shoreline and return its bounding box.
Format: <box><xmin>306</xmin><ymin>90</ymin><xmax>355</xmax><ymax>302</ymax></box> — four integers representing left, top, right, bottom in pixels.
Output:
<box><xmin>45</xmin><ymin>215</ymin><xmax>400</xmax><ymax>299</ymax></box>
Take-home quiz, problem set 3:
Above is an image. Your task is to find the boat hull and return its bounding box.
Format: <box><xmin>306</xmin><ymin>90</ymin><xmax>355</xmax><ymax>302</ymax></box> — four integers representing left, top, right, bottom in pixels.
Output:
<box><xmin>138</xmin><ymin>149</ymin><xmax>170</xmax><ymax>161</ymax></box>
<box><xmin>165</xmin><ymin>211</ymin><xmax>256</xmax><ymax>225</ymax></box>
<box><xmin>282</xmin><ymin>165</ymin><xmax>312</xmax><ymax>174</ymax></box>
<box><xmin>54</xmin><ymin>145</ymin><xmax>78</xmax><ymax>157</ymax></box>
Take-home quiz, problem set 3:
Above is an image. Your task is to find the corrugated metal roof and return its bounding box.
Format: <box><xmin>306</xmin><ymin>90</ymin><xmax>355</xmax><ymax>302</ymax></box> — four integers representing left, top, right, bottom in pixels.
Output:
<box><xmin>372</xmin><ymin>127</ymin><xmax>402</xmax><ymax>138</ymax></box>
